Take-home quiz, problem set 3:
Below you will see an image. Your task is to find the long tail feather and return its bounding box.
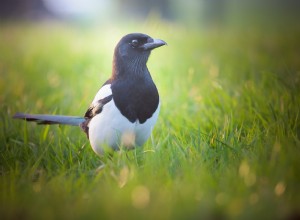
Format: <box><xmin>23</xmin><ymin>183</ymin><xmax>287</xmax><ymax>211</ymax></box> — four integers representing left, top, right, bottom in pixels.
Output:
<box><xmin>13</xmin><ymin>113</ymin><xmax>86</xmax><ymax>126</ymax></box>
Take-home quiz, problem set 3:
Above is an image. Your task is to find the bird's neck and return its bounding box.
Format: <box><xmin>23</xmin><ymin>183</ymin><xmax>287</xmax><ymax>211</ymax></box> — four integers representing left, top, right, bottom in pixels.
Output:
<box><xmin>112</xmin><ymin>54</ymin><xmax>150</xmax><ymax>80</ymax></box>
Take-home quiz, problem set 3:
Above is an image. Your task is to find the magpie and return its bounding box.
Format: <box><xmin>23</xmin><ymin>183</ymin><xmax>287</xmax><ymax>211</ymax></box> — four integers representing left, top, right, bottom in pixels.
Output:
<box><xmin>13</xmin><ymin>33</ymin><xmax>166</xmax><ymax>155</ymax></box>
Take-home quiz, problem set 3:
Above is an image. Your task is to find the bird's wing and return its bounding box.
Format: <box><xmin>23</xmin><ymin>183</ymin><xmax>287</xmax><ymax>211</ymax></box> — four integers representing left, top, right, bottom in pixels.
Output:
<box><xmin>91</xmin><ymin>83</ymin><xmax>112</xmax><ymax>104</ymax></box>
<box><xmin>80</xmin><ymin>83</ymin><xmax>113</xmax><ymax>137</ymax></box>
<box><xmin>84</xmin><ymin>95</ymin><xmax>113</xmax><ymax>119</ymax></box>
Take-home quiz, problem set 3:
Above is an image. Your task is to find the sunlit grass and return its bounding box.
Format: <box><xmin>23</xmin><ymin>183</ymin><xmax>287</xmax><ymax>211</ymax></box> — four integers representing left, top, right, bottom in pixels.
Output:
<box><xmin>1</xmin><ymin>21</ymin><xmax>300</xmax><ymax>219</ymax></box>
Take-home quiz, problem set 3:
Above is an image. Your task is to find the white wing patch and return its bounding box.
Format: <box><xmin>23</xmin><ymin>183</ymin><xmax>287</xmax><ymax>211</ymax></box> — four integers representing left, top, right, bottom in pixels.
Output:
<box><xmin>92</xmin><ymin>84</ymin><xmax>112</xmax><ymax>104</ymax></box>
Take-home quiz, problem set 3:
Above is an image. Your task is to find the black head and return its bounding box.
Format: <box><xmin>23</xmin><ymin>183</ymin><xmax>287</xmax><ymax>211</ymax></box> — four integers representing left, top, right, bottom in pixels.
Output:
<box><xmin>112</xmin><ymin>33</ymin><xmax>166</xmax><ymax>78</ymax></box>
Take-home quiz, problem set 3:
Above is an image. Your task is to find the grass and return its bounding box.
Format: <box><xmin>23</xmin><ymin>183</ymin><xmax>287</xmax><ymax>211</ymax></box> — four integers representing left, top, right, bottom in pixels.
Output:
<box><xmin>1</xmin><ymin>21</ymin><xmax>300</xmax><ymax>219</ymax></box>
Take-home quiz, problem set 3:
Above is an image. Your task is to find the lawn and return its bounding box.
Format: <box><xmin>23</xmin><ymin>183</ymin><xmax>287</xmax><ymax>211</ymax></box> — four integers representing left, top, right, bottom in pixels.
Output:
<box><xmin>0</xmin><ymin>21</ymin><xmax>300</xmax><ymax>219</ymax></box>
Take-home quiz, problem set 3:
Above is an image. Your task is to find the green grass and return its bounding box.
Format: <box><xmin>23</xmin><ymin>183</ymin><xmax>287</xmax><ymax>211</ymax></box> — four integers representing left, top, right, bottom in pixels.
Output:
<box><xmin>1</xmin><ymin>21</ymin><xmax>300</xmax><ymax>219</ymax></box>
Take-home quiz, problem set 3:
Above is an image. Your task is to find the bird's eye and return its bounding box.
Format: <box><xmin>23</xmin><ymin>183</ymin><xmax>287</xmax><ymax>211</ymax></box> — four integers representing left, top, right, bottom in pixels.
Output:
<box><xmin>130</xmin><ymin>39</ymin><xmax>139</xmax><ymax>48</ymax></box>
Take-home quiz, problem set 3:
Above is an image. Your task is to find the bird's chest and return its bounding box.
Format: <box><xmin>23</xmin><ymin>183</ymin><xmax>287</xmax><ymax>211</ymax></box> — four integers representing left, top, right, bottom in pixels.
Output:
<box><xmin>111</xmin><ymin>79</ymin><xmax>159</xmax><ymax>124</ymax></box>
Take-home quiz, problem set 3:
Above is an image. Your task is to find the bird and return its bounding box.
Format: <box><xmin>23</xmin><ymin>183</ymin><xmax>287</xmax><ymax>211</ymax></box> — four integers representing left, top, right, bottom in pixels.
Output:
<box><xmin>13</xmin><ymin>33</ymin><xmax>166</xmax><ymax>156</ymax></box>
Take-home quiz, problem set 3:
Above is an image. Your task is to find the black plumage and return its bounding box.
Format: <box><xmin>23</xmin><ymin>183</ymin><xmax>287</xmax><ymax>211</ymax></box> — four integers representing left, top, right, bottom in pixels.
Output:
<box><xmin>110</xmin><ymin>33</ymin><xmax>161</xmax><ymax>123</ymax></box>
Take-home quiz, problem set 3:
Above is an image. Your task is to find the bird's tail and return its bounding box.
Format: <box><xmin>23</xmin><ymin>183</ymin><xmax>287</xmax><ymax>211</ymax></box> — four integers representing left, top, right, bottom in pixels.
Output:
<box><xmin>13</xmin><ymin>113</ymin><xmax>86</xmax><ymax>126</ymax></box>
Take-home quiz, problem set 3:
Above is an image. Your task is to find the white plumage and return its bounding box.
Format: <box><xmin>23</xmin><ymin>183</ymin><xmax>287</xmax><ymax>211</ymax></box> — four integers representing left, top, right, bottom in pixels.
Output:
<box><xmin>88</xmin><ymin>84</ymin><xmax>160</xmax><ymax>155</ymax></box>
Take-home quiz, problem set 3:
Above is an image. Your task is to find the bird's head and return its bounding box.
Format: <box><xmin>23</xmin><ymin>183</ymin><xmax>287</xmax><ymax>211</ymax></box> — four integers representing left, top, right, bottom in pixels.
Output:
<box><xmin>112</xmin><ymin>33</ymin><xmax>166</xmax><ymax>77</ymax></box>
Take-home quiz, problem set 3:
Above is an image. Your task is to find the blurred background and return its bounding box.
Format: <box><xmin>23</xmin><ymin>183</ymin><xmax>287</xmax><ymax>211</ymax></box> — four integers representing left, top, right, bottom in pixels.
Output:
<box><xmin>1</xmin><ymin>0</ymin><xmax>300</xmax><ymax>27</ymax></box>
<box><xmin>1</xmin><ymin>1</ymin><xmax>300</xmax><ymax>219</ymax></box>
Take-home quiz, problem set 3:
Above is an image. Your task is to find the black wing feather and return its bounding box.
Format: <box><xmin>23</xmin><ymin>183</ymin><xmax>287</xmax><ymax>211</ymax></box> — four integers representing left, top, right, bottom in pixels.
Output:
<box><xmin>80</xmin><ymin>95</ymin><xmax>113</xmax><ymax>138</ymax></box>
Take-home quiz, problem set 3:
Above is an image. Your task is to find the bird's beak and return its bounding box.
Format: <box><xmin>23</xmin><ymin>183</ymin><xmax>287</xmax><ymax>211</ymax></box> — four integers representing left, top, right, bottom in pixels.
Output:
<box><xmin>141</xmin><ymin>38</ymin><xmax>167</xmax><ymax>51</ymax></box>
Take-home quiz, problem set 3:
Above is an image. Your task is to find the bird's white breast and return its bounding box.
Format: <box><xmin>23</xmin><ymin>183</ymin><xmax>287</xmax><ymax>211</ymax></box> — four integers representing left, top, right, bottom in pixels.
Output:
<box><xmin>88</xmin><ymin>84</ymin><xmax>160</xmax><ymax>155</ymax></box>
